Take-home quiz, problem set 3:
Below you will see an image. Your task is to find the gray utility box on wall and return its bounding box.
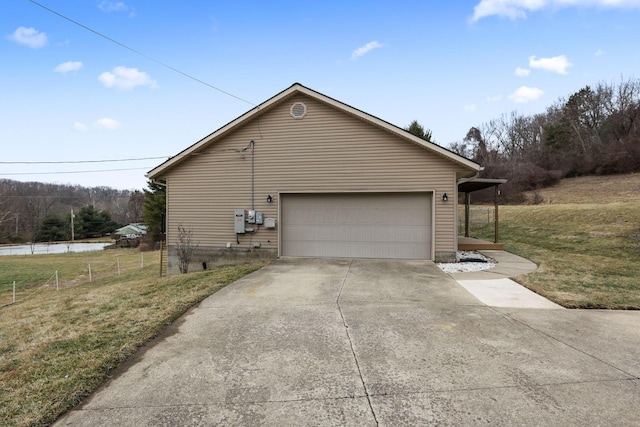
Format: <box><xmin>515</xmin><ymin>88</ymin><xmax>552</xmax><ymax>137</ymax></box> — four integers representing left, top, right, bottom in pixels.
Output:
<box><xmin>234</xmin><ymin>209</ymin><xmax>245</xmax><ymax>233</ymax></box>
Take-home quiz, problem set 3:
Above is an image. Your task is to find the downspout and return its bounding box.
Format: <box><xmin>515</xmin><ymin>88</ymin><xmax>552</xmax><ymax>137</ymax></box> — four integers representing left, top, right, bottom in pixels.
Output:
<box><xmin>250</xmin><ymin>140</ymin><xmax>255</xmax><ymax>210</ymax></box>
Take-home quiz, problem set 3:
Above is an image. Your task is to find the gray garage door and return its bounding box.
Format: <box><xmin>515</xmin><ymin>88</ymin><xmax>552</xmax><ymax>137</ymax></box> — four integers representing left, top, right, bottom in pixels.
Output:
<box><xmin>281</xmin><ymin>193</ymin><xmax>432</xmax><ymax>259</ymax></box>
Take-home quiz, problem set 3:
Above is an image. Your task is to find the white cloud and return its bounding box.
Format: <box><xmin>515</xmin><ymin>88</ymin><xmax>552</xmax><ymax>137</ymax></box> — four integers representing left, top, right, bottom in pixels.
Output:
<box><xmin>515</xmin><ymin>67</ymin><xmax>531</xmax><ymax>76</ymax></box>
<box><xmin>471</xmin><ymin>0</ymin><xmax>530</xmax><ymax>21</ymax></box>
<box><xmin>528</xmin><ymin>55</ymin><xmax>572</xmax><ymax>74</ymax></box>
<box><xmin>98</xmin><ymin>1</ymin><xmax>128</xmax><ymax>12</ymax></box>
<box><xmin>54</xmin><ymin>61</ymin><xmax>83</xmax><ymax>73</ymax></box>
<box><xmin>464</xmin><ymin>104</ymin><xmax>478</xmax><ymax>112</ymax></box>
<box><xmin>7</xmin><ymin>26</ymin><xmax>48</xmax><ymax>48</ymax></box>
<box><xmin>471</xmin><ymin>0</ymin><xmax>640</xmax><ymax>22</ymax></box>
<box><xmin>95</xmin><ymin>118</ymin><xmax>121</xmax><ymax>130</ymax></box>
<box><xmin>508</xmin><ymin>86</ymin><xmax>544</xmax><ymax>103</ymax></box>
<box><xmin>594</xmin><ymin>48</ymin><xmax>606</xmax><ymax>56</ymax></box>
<box><xmin>487</xmin><ymin>95</ymin><xmax>503</xmax><ymax>102</ymax></box>
<box><xmin>73</xmin><ymin>122</ymin><xmax>88</xmax><ymax>132</ymax></box>
<box><xmin>98</xmin><ymin>66</ymin><xmax>157</xmax><ymax>90</ymax></box>
<box><xmin>351</xmin><ymin>41</ymin><xmax>384</xmax><ymax>60</ymax></box>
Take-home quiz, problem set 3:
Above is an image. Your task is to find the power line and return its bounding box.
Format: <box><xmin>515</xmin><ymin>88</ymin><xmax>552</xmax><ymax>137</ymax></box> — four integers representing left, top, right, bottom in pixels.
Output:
<box><xmin>0</xmin><ymin>156</ymin><xmax>168</xmax><ymax>164</ymax></box>
<box><xmin>0</xmin><ymin>195</ymin><xmax>136</xmax><ymax>199</ymax></box>
<box><xmin>28</xmin><ymin>0</ymin><xmax>256</xmax><ymax>106</ymax></box>
<box><xmin>18</xmin><ymin>2</ymin><xmax>265</xmax><ymax>171</ymax></box>
<box><xmin>1</xmin><ymin>147</ymin><xmax>243</xmax><ymax>167</ymax></box>
<box><xmin>0</xmin><ymin>167</ymin><xmax>153</xmax><ymax>175</ymax></box>
<box><xmin>1</xmin><ymin>148</ymin><xmax>238</xmax><ymax>165</ymax></box>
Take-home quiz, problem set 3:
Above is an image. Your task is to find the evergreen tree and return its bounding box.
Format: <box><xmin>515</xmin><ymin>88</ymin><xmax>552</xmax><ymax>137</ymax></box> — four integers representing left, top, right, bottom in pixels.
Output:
<box><xmin>405</xmin><ymin>120</ymin><xmax>434</xmax><ymax>143</ymax></box>
<box><xmin>75</xmin><ymin>205</ymin><xmax>121</xmax><ymax>238</ymax></box>
<box><xmin>34</xmin><ymin>215</ymin><xmax>69</xmax><ymax>242</ymax></box>
<box><xmin>142</xmin><ymin>180</ymin><xmax>166</xmax><ymax>242</ymax></box>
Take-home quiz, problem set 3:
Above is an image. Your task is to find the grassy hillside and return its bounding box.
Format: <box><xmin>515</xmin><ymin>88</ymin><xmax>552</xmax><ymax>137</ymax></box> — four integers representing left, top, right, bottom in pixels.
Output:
<box><xmin>472</xmin><ymin>173</ymin><xmax>640</xmax><ymax>308</ymax></box>
<box><xmin>528</xmin><ymin>172</ymin><xmax>640</xmax><ymax>204</ymax></box>
<box><xmin>0</xmin><ymin>256</ymin><xmax>264</xmax><ymax>427</ymax></box>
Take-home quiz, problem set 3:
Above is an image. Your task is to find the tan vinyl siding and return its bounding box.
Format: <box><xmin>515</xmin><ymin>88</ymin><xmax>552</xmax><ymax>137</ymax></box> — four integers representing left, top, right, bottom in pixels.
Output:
<box><xmin>162</xmin><ymin>93</ymin><xmax>470</xmax><ymax>256</ymax></box>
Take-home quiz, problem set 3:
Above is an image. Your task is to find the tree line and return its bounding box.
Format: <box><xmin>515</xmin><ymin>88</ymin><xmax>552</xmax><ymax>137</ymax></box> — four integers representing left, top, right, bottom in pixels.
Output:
<box><xmin>0</xmin><ymin>180</ymin><xmax>145</xmax><ymax>244</ymax></box>
<box><xmin>448</xmin><ymin>77</ymin><xmax>640</xmax><ymax>202</ymax></box>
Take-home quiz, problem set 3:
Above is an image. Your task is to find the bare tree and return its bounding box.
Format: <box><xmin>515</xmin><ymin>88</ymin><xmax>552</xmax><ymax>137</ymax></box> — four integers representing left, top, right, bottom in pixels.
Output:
<box><xmin>127</xmin><ymin>190</ymin><xmax>145</xmax><ymax>223</ymax></box>
<box><xmin>460</xmin><ymin>76</ymin><xmax>640</xmax><ymax>199</ymax></box>
<box><xmin>176</xmin><ymin>224</ymin><xmax>198</xmax><ymax>274</ymax></box>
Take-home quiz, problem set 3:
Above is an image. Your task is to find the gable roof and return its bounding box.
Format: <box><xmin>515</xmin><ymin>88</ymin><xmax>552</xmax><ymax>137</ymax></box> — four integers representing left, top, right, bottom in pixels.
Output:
<box><xmin>147</xmin><ymin>83</ymin><xmax>480</xmax><ymax>179</ymax></box>
<box><xmin>113</xmin><ymin>223</ymin><xmax>148</xmax><ymax>235</ymax></box>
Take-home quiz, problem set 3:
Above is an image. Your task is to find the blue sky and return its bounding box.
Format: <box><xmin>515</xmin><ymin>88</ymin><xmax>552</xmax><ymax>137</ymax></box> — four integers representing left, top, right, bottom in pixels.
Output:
<box><xmin>2</xmin><ymin>0</ymin><xmax>639</xmax><ymax>190</ymax></box>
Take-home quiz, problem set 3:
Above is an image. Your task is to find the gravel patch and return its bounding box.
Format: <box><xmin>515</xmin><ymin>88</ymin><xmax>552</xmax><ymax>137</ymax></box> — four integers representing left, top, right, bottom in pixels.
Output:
<box><xmin>437</xmin><ymin>251</ymin><xmax>496</xmax><ymax>273</ymax></box>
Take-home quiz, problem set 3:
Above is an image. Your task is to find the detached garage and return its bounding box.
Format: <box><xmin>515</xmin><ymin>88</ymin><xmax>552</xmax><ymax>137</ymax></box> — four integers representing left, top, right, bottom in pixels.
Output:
<box><xmin>147</xmin><ymin>83</ymin><xmax>481</xmax><ymax>274</ymax></box>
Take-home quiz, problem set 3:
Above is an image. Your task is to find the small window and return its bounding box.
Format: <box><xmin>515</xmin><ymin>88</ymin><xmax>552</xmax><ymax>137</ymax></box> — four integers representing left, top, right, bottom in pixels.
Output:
<box><xmin>290</xmin><ymin>102</ymin><xmax>307</xmax><ymax>119</ymax></box>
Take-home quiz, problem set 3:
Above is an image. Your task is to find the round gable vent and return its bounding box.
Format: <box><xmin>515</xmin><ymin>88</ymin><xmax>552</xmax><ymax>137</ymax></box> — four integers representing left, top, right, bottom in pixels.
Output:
<box><xmin>290</xmin><ymin>102</ymin><xmax>307</xmax><ymax>119</ymax></box>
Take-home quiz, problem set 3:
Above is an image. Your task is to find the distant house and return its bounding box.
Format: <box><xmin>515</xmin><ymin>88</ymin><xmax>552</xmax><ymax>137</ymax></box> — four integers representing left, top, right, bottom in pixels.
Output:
<box><xmin>147</xmin><ymin>83</ymin><xmax>481</xmax><ymax>274</ymax></box>
<box><xmin>112</xmin><ymin>223</ymin><xmax>147</xmax><ymax>246</ymax></box>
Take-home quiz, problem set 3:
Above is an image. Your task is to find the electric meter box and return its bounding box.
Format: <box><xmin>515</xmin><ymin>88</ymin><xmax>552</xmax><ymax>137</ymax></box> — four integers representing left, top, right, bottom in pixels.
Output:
<box><xmin>247</xmin><ymin>210</ymin><xmax>256</xmax><ymax>224</ymax></box>
<box><xmin>234</xmin><ymin>209</ymin><xmax>246</xmax><ymax>233</ymax></box>
<box><xmin>255</xmin><ymin>211</ymin><xmax>264</xmax><ymax>225</ymax></box>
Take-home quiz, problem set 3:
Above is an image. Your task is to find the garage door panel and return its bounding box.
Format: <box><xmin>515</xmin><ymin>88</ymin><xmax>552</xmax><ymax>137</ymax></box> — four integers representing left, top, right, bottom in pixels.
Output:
<box><xmin>281</xmin><ymin>193</ymin><xmax>432</xmax><ymax>260</ymax></box>
<box><xmin>284</xmin><ymin>240</ymin><xmax>429</xmax><ymax>259</ymax></box>
<box><xmin>285</xmin><ymin>224</ymin><xmax>430</xmax><ymax>242</ymax></box>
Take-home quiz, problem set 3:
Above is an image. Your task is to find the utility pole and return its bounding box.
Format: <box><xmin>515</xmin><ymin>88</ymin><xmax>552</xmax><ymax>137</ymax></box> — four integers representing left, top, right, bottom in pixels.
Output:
<box><xmin>71</xmin><ymin>209</ymin><xmax>75</xmax><ymax>241</ymax></box>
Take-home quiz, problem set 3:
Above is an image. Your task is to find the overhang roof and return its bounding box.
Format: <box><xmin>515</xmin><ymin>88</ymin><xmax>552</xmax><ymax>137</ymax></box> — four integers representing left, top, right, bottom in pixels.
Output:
<box><xmin>458</xmin><ymin>177</ymin><xmax>508</xmax><ymax>193</ymax></box>
<box><xmin>147</xmin><ymin>83</ymin><xmax>481</xmax><ymax>179</ymax></box>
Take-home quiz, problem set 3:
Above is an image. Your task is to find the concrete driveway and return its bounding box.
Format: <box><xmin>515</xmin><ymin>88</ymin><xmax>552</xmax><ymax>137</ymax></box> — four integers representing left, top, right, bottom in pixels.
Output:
<box><xmin>56</xmin><ymin>258</ymin><xmax>640</xmax><ymax>426</ymax></box>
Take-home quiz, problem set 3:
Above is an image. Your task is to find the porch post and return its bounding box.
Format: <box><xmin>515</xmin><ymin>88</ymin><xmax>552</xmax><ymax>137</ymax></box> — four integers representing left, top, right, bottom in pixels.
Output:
<box><xmin>494</xmin><ymin>185</ymin><xmax>499</xmax><ymax>243</ymax></box>
<box><xmin>464</xmin><ymin>192</ymin><xmax>470</xmax><ymax>238</ymax></box>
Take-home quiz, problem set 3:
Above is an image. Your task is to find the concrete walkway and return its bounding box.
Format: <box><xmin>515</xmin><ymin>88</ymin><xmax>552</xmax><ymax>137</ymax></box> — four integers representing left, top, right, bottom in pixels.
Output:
<box><xmin>55</xmin><ymin>258</ymin><xmax>640</xmax><ymax>426</ymax></box>
<box><xmin>450</xmin><ymin>250</ymin><xmax>564</xmax><ymax>309</ymax></box>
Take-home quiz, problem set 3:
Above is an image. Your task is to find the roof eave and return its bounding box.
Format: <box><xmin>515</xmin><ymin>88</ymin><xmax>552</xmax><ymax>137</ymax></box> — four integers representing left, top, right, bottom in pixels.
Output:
<box><xmin>147</xmin><ymin>83</ymin><xmax>481</xmax><ymax>178</ymax></box>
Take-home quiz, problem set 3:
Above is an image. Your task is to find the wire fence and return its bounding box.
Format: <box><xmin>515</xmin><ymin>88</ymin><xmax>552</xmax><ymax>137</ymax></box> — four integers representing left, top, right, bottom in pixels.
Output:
<box><xmin>458</xmin><ymin>206</ymin><xmax>496</xmax><ymax>235</ymax></box>
<box><xmin>0</xmin><ymin>251</ymin><xmax>157</xmax><ymax>308</ymax></box>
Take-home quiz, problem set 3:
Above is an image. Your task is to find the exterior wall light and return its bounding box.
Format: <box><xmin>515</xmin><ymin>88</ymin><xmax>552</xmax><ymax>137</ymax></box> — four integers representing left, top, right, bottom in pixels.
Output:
<box><xmin>442</xmin><ymin>193</ymin><xmax>448</xmax><ymax>202</ymax></box>
<box><xmin>266</xmin><ymin>195</ymin><xmax>273</xmax><ymax>203</ymax></box>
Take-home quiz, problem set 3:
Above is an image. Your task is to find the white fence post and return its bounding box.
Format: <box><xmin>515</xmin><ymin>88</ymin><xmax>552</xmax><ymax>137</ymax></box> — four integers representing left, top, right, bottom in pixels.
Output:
<box><xmin>13</xmin><ymin>281</ymin><xmax>16</xmax><ymax>303</ymax></box>
<box><xmin>56</xmin><ymin>271</ymin><xmax>59</xmax><ymax>291</ymax></box>
<box><xmin>88</xmin><ymin>264</ymin><xmax>92</xmax><ymax>282</ymax></box>
<box><xmin>117</xmin><ymin>258</ymin><xmax>121</xmax><ymax>275</ymax></box>
<box><xmin>141</xmin><ymin>253</ymin><xmax>144</xmax><ymax>268</ymax></box>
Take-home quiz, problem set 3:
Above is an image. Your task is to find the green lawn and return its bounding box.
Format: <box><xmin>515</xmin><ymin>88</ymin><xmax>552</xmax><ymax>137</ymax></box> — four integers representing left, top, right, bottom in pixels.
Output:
<box><xmin>0</xmin><ymin>248</ymin><xmax>153</xmax><ymax>306</ymax></box>
<box><xmin>0</xmin><ymin>254</ymin><xmax>263</xmax><ymax>427</ymax></box>
<box><xmin>468</xmin><ymin>202</ymin><xmax>640</xmax><ymax>309</ymax></box>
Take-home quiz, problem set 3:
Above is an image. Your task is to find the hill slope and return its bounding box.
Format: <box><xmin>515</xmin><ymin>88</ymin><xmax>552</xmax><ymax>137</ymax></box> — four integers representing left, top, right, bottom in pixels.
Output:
<box><xmin>528</xmin><ymin>173</ymin><xmax>640</xmax><ymax>204</ymax></box>
<box><xmin>475</xmin><ymin>173</ymin><xmax>640</xmax><ymax>308</ymax></box>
